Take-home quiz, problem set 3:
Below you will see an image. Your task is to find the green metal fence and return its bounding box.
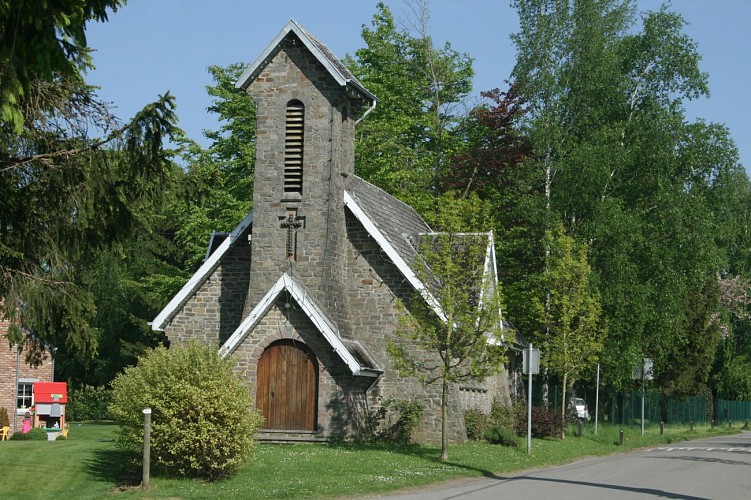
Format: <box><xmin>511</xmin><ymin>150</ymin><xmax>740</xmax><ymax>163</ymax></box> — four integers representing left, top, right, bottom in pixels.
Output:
<box><xmin>527</xmin><ymin>385</ymin><xmax>751</xmax><ymax>425</ymax></box>
<box><xmin>716</xmin><ymin>399</ymin><xmax>751</xmax><ymax>425</ymax></box>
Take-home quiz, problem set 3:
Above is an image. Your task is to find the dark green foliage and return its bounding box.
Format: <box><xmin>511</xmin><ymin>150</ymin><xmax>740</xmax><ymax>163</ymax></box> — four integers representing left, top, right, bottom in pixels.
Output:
<box><xmin>0</xmin><ymin>1</ymin><xmax>180</xmax><ymax>365</ymax></box>
<box><xmin>464</xmin><ymin>400</ymin><xmax>524</xmax><ymax>441</ymax></box>
<box><xmin>0</xmin><ymin>1</ymin><xmax>125</xmax><ymax>131</ymax></box>
<box><xmin>109</xmin><ymin>342</ymin><xmax>263</xmax><ymax>481</ymax></box>
<box><xmin>516</xmin><ymin>406</ymin><xmax>564</xmax><ymax>438</ymax></box>
<box><xmin>463</xmin><ymin>407</ymin><xmax>488</xmax><ymax>441</ymax></box>
<box><xmin>483</xmin><ymin>427</ymin><xmax>520</xmax><ymax>447</ymax></box>
<box><xmin>372</xmin><ymin>398</ymin><xmax>424</xmax><ymax>444</ymax></box>
<box><xmin>55</xmin><ymin>433</ymin><xmax>67</xmax><ymax>441</ymax></box>
<box><xmin>67</xmin><ymin>386</ymin><xmax>113</xmax><ymax>421</ymax></box>
<box><xmin>10</xmin><ymin>428</ymin><xmax>47</xmax><ymax>441</ymax></box>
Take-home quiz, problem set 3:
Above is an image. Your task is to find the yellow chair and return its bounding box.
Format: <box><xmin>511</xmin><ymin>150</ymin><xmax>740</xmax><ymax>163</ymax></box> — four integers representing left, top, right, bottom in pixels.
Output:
<box><xmin>61</xmin><ymin>427</ymin><xmax>69</xmax><ymax>438</ymax></box>
<box><xmin>0</xmin><ymin>426</ymin><xmax>9</xmax><ymax>441</ymax></box>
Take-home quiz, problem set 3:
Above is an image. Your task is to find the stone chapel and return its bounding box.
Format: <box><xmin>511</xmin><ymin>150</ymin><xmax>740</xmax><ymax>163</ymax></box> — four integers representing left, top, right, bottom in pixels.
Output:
<box><xmin>152</xmin><ymin>20</ymin><xmax>520</xmax><ymax>443</ymax></box>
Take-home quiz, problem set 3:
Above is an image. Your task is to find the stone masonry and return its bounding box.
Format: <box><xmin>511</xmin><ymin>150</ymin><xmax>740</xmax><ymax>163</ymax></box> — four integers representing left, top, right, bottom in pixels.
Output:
<box><xmin>156</xmin><ymin>21</ymin><xmax>513</xmax><ymax>444</ymax></box>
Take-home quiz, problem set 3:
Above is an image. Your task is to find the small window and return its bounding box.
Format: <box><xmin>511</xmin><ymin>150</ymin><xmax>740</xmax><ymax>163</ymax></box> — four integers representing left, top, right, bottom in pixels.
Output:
<box><xmin>284</xmin><ymin>100</ymin><xmax>304</xmax><ymax>195</ymax></box>
<box><xmin>17</xmin><ymin>382</ymin><xmax>33</xmax><ymax>410</ymax></box>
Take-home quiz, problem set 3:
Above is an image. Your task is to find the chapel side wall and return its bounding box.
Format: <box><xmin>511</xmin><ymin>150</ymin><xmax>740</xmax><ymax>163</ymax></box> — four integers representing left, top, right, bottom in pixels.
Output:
<box><xmin>231</xmin><ymin>303</ymin><xmax>371</xmax><ymax>439</ymax></box>
<box><xmin>164</xmin><ymin>239</ymin><xmax>251</xmax><ymax>346</ymax></box>
<box><xmin>0</xmin><ymin>324</ymin><xmax>53</xmax><ymax>434</ymax></box>
<box><xmin>345</xmin><ymin>212</ymin><xmax>466</xmax><ymax>444</ymax></box>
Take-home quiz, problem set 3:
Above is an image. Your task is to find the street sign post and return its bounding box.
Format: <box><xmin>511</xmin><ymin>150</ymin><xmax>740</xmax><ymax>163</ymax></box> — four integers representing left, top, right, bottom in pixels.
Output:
<box><xmin>523</xmin><ymin>343</ymin><xmax>540</xmax><ymax>454</ymax></box>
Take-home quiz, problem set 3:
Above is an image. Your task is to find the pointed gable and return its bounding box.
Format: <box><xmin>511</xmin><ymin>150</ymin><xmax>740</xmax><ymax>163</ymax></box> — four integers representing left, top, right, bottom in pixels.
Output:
<box><xmin>235</xmin><ymin>19</ymin><xmax>376</xmax><ymax>105</ymax></box>
<box><xmin>219</xmin><ymin>273</ymin><xmax>381</xmax><ymax>377</ymax></box>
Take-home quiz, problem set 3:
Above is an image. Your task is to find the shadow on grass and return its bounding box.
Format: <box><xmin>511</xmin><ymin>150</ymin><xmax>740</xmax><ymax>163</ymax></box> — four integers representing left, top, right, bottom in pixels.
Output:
<box><xmin>328</xmin><ymin>441</ymin><xmax>504</xmax><ymax>480</ymax></box>
<box><xmin>86</xmin><ymin>448</ymin><xmax>141</xmax><ymax>488</ymax></box>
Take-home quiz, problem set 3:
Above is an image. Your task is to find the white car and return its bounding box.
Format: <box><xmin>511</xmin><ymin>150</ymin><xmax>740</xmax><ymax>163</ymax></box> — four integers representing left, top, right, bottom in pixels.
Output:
<box><xmin>574</xmin><ymin>397</ymin><xmax>590</xmax><ymax>421</ymax></box>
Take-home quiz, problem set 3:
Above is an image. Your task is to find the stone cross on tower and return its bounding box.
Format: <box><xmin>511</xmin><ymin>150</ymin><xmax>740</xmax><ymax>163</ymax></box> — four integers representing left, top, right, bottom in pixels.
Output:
<box><xmin>279</xmin><ymin>210</ymin><xmax>304</xmax><ymax>260</ymax></box>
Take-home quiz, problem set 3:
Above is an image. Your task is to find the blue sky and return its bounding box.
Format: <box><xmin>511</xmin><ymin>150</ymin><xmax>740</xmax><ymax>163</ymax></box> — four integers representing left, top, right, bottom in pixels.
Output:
<box><xmin>85</xmin><ymin>1</ymin><xmax>751</xmax><ymax>172</ymax></box>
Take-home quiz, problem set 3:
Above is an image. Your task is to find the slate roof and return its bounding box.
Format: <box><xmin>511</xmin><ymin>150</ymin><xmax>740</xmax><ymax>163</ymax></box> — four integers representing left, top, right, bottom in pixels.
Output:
<box><xmin>235</xmin><ymin>19</ymin><xmax>376</xmax><ymax>104</ymax></box>
<box><xmin>346</xmin><ymin>175</ymin><xmax>431</xmax><ymax>269</ymax></box>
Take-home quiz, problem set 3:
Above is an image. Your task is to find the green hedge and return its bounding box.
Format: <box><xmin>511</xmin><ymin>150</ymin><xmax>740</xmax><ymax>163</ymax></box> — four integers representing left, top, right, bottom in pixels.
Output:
<box><xmin>67</xmin><ymin>385</ymin><xmax>113</xmax><ymax>421</ymax></box>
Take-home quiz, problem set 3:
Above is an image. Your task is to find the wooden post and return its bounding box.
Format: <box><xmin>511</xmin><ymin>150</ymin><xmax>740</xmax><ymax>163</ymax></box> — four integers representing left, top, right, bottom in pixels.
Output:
<box><xmin>619</xmin><ymin>429</ymin><xmax>624</xmax><ymax>446</ymax></box>
<box><xmin>142</xmin><ymin>408</ymin><xmax>152</xmax><ymax>491</ymax></box>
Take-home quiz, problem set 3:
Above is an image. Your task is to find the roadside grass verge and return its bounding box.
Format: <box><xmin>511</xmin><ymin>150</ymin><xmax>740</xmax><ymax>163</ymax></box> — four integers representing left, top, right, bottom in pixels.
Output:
<box><xmin>0</xmin><ymin>422</ymin><xmax>742</xmax><ymax>499</ymax></box>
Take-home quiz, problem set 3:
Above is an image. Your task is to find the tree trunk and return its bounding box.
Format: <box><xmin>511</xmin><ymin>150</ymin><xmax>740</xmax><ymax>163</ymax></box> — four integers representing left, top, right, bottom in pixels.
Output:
<box><xmin>440</xmin><ymin>378</ymin><xmax>449</xmax><ymax>462</ymax></box>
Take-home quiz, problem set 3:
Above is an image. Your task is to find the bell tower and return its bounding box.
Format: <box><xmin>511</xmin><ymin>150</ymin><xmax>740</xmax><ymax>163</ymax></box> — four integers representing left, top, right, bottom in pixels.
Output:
<box><xmin>235</xmin><ymin>20</ymin><xmax>376</xmax><ymax>329</ymax></box>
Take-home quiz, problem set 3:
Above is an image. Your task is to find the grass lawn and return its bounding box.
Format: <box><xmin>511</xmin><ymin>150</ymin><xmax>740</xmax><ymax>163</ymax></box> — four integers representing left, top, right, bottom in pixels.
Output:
<box><xmin>0</xmin><ymin>422</ymin><xmax>742</xmax><ymax>499</ymax></box>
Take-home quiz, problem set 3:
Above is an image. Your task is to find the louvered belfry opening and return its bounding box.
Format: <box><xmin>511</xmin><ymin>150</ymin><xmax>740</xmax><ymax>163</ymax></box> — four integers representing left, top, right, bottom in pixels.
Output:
<box><xmin>284</xmin><ymin>100</ymin><xmax>305</xmax><ymax>195</ymax></box>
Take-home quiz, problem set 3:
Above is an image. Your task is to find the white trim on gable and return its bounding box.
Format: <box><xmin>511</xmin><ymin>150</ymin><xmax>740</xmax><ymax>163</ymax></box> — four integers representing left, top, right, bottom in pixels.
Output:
<box><xmin>343</xmin><ymin>191</ymin><xmax>447</xmax><ymax>322</ymax></box>
<box><xmin>219</xmin><ymin>273</ymin><xmax>381</xmax><ymax>378</ymax></box>
<box><xmin>151</xmin><ymin>211</ymin><xmax>254</xmax><ymax>332</ymax></box>
<box><xmin>235</xmin><ymin>19</ymin><xmax>376</xmax><ymax>103</ymax></box>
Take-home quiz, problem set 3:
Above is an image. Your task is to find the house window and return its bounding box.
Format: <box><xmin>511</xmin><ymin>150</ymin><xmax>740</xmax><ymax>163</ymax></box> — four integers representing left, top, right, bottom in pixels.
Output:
<box><xmin>284</xmin><ymin>100</ymin><xmax>304</xmax><ymax>195</ymax></box>
<box><xmin>17</xmin><ymin>382</ymin><xmax>33</xmax><ymax>410</ymax></box>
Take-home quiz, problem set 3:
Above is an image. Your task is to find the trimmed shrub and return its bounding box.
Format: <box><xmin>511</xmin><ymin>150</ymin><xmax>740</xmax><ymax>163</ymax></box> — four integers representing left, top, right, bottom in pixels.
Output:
<box><xmin>372</xmin><ymin>398</ymin><xmax>423</xmax><ymax>444</ymax></box>
<box><xmin>110</xmin><ymin>341</ymin><xmax>263</xmax><ymax>481</ymax></box>
<box><xmin>484</xmin><ymin>426</ymin><xmax>520</xmax><ymax>447</ymax></box>
<box><xmin>0</xmin><ymin>407</ymin><xmax>9</xmax><ymax>428</ymax></box>
<box><xmin>464</xmin><ymin>407</ymin><xmax>488</xmax><ymax>440</ymax></box>
<box><xmin>67</xmin><ymin>385</ymin><xmax>113</xmax><ymax>421</ymax></box>
<box><xmin>11</xmin><ymin>428</ymin><xmax>47</xmax><ymax>441</ymax></box>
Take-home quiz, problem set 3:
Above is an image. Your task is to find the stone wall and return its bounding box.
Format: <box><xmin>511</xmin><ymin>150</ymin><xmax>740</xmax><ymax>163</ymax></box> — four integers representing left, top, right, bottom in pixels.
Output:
<box><xmin>344</xmin><ymin>210</ymin><xmax>468</xmax><ymax>443</ymax></box>
<box><xmin>231</xmin><ymin>301</ymin><xmax>371</xmax><ymax>439</ymax></box>
<box><xmin>243</xmin><ymin>33</ymin><xmax>357</xmax><ymax>334</ymax></box>
<box><xmin>165</xmin><ymin>231</ymin><xmax>251</xmax><ymax>346</ymax></box>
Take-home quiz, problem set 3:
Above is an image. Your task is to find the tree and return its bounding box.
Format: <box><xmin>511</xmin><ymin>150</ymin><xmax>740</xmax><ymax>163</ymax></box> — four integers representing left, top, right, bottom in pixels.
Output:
<box><xmin>508</xmin><ymin>0</ymin><xmax>741</xmax><ymax>396</ymax></box>
<box><xmin>345</xmin><ymin>1</ymin><xmax>473</xmax><ymax>214</ymax></box>
<box><xmin>0</xmin><ymin>2</ymin><xmax>180</xmax><ymax>359</ymax></box>
<box><xmin>387</xmin><ymin>194</ymin><xmax>509</xmax><ymax>462</ymax></box>
<box><xmin>0</xmin><ymin>0</ymin><xmax>125</xmax><ymax>132</ymax></box>
<box><xmin>540</xmin><ymin>224</ymin><xmax>604</xmax><ymax>432</ymax></box>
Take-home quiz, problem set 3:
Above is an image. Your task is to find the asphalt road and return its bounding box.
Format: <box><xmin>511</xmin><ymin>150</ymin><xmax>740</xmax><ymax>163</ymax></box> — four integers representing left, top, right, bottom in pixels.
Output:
<box><xmin>369</xmin><ymin>431</ymin><xmax>751</xmax><ymax>500</ymax></box>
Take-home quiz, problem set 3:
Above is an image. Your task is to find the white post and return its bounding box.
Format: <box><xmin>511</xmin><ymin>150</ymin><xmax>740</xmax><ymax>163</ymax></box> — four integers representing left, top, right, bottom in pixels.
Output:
<box><xmin>641</xmin><ymin>360</ymin><xmax>646</xmax><ymax>436</ymax></box>
<box><xmin>595</xmin><ymin>363</ymin><xmax>600</xmax><ymax>435</ymax></box>
<box><xmin>142</xmin><ymin>408</ymin><xmax>152</xmax><ymax>490</ymax></box>
<box><xmin>527</xmin><ymin>343</ymin><xmax>533</xmax><ymax>455</ymax></box>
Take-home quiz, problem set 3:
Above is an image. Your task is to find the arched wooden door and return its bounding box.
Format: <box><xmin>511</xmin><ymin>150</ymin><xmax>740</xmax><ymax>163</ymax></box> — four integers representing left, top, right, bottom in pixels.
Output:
<box><xmin>256</xmin><ymin>340</ymin><xmax>318</xmax><ymax>430</ymax></box>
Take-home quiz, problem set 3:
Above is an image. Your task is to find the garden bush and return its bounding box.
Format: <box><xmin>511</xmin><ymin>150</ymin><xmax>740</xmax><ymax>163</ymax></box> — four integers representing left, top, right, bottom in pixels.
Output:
<box><xmin>516</xmin><ymin>405</ymin><xmax>564</xmax><ymax>438</ymax></box>
<box><xmin>10</xmin><ymin>428</ymin><xmax>47</xmax><ymax>440</ymax></box>
<box><xmin>109</xmin><ymin>341</ymin><xmax>264</xmax><ymax>481</ymax></box>
<box><xmin>372</xmin><ymin>398</ymin><xmax>423</xmax><ymax>444</ymax></box>
<box><xmin>464</xmin><ymin>407</ymin><xmax>488</xmax><ymax>440</ymax></box>
<box><xmin>484</xmin><ymin>426</ymin><xmax>520</xmax><ymax>447</ymax></box>
<box><xmin>67</xmin><ymin>385</ymin><xmax>113</xmax><ymax>421</ymax></box>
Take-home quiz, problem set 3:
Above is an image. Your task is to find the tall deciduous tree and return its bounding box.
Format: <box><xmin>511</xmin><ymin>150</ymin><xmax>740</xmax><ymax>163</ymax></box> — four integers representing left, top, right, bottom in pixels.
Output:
<box><xmin>345</xmin><ymin>1</ymin><xmax>473</xmax><ymax>214</ymax></box>
<box><xmin>540</xmin><ymin>223</ymin><xmax>604</xmax><ymax>431</ymax></box>
<box><xmin>388</xmin><ymin>194</ymin><xmax>508</xmax><ymax>462</ymax></box>
<box><xmin>508</xmin><ymin>0</ymin><xmax>741</xmax><ymax>396</ymax></box>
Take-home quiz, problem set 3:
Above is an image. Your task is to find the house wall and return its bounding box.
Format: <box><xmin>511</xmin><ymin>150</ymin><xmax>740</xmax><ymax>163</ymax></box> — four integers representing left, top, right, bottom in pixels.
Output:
<box><xmin>344</xmin><ymin>211</ymin><xmax>469</xmax><ymax>443</ymax></box>
<box><xmin>165</xmin><ymin>231</ymin><xmax>251</xmax><ymax>346</ymax></box>
<box><xmin>231</xmin><ymin>302</ymin><xmax>372</xmax><ymax>439</ymax></box>
<box><xmin>0</xmin><ymin>321</ymin><xmax>53</xmax><ymax>435</ymax></box>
